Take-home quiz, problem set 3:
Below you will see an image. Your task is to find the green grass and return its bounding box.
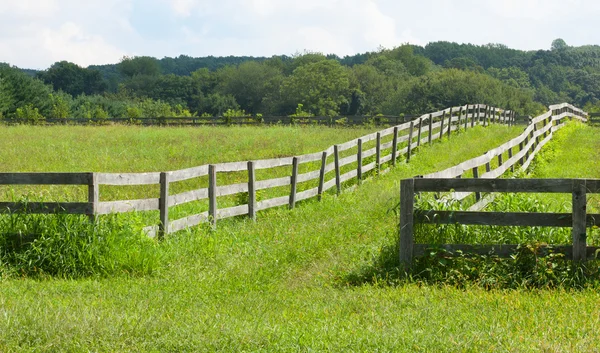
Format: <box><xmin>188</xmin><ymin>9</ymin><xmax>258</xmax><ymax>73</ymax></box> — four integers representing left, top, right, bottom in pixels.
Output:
<box><xmin>5</xmin><ymin>123</ymin><xmax>600</xmax><ymax>351</ymax></box>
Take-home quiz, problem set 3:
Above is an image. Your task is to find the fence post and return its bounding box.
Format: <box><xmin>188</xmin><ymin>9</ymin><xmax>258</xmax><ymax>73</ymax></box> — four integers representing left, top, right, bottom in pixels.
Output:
<box><xmin>289</xmin><ymin>157</ymin><xmax>299</xmax><ymax>209</ymax></box>
<box><xmin>357</xmin><ymin>139</ymin><xmax>363</xmax><ymax>183</ymax></box>
<box><xmin>392</xmin><ymin>126</ymin><xmax>399</xmax><ymax>166</ymax></box>
<box><xmin>159</xmin><ymin>172</ymin><xmax>170</xmax><ymax>238</ymax></box>
<box><xmin>399</xmin><ymin>178</ymin><xmax>415</xmax><ymax>271</ymax></box>
<box><xmin>317</xmin><ymin>151</ymin><xmax>328</xmax><ymax>201</ymax></box>
<box><xmin>406</xmin><ymin>121</ymin><xmax>414</xmax><ymax>163</ymax></box>
<box><xmin>248</xmin><ymin>161</ymin><xmax>256</xmax><ymax>220</ymax></box>
<box><xmin>439</xmin><ymin>111</ymin><xmax>446</xmax><ymax>140</ymax></box>
<box><xmin>572</xmin><ymin>180</ymin><xmax>587</xmax><ymax>261</ymax></box>
<box><xmin>471</xmin><ymin>105</ymin><xmax>476</xmax><ymax>128</ymax></box>
<box><xmin>209</xmin><ymin>165</ymin><xmax>217</xmax><ymax>228</ymax></box>
<box><xmin>376</xmin><ymin>132</ymin><xmax>381</xmax><ymax>174</ymax></box>
<box><xmin>416</xmin><ymin>118</ymin><xmax>422</xmax><ymax>147</ymax></box>
<box><xmin>447</xmin><ymin>108</ymin><xmax>453</xmax><ymax>139</ymax></box>
<box><xmin>463</xmin><ymin>106</ymin><xmax>468</xmax><ymax>130</ymax></box>
<box><xmin>427</xmin><ymin>114</ymin><xmax>433</xmax><ymax>145</ymax></box>
<box><xmin>87</xmin><ymin>172</ymin><xmax>98</xmax><ymax>223</ymax></box>
<box><xmin>334</xmin><ymin>145</ymin><xmax>341</xmax><ymax>195</ymax></box>
<box><xmin>498</xmin><ymin>153</ymin><xmax>503</xmax><ymax>167</ymax></box>
<box><xmin>472</xmin><ymin>167</ymin><xmax>481</xmax><ymax>201</ymax></box>
<box><xmin>508</xmin><ymin>148</ymin><xmax>514</xmax><ymax>172</ymax></box>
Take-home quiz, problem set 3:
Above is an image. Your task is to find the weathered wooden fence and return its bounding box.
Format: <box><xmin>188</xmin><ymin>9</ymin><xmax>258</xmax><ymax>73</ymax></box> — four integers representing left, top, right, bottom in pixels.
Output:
<box><xmin>399</xmin><ymin>103</ymin><xmax>591</xmax><ymax>267</ymax></box>
<box><xmin>31</xmin><ymin>114</ymin><xmax>419</xmax><ymax>127</ymax></box>
<box><xmin>399</xmin><ymin>178</ymin><xmax>600</xmax><ymax>267</ymax></box>
<box><xmin>1</xmin><ymin>103</ymin><xmax>513</xmax><ymax>237</ymax></box>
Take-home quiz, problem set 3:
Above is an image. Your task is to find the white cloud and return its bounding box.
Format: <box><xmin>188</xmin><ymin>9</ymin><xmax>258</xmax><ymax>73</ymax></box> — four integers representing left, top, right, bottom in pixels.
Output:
<box><xmin>0</xmin><ymin>0</ymin><xmax>58</xmax><ymax>17</ymax></box>
<box><xmin>40</xmin><ymin>22</ymin><xmax>125</xmax><ymax>67</ymax></box>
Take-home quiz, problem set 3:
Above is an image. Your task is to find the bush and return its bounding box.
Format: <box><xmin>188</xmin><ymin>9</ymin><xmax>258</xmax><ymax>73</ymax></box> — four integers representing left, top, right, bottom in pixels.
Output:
<box><xmin>0</xmin><ymin>212</ymin><xmax>161</xmax><ymax>279</ymax></box>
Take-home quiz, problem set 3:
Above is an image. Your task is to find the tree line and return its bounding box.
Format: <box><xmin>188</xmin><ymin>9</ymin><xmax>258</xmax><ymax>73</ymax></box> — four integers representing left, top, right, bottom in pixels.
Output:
<box><xmin>2</xmin><ymin>39</ymin><xmax>598</xmax><ymax>123</ymax></box>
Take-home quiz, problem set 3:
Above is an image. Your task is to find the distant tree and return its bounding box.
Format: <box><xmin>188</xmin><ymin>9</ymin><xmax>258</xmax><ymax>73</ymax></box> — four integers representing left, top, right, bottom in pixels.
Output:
<box><xmin>118</xmin><ymin>56</ymin><xmax>161</xmax><ymax>78</ymax></box>
<box><xmin>38</xmin><ymin>61</ymin><xmax>107</xmax><ymax>96</ymax></box>
<box><xmin>280</xmin><ymin>59</ymin><xmax>350</xmax><ymax>116</ymax></box>
<box><xmin>551</xmin><ymin>38</ymin><xmax>569</xmax><ymax>51</ymax></box>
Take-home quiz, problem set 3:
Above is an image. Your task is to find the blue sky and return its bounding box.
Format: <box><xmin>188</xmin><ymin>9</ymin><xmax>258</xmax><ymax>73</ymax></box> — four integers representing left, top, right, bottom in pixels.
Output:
<box><xmin>1</xmin><ymin>0</ymin><xmax>599</xmax><ymax>69</ymax></box>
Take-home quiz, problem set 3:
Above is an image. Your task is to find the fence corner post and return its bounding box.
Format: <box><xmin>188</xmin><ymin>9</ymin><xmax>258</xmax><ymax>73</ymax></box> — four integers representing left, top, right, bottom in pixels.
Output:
<box><xmin>399</xmin><ymin>178</ymin><xmax>415</xmax><ymax>272</ymax></box>
<box><xmin>159</xmin><ymin>172</ymin><xmax>170</xmax><ymax>238</ymax></box>
<box><xmin>317</xmin><ymin>151</ymin><xmax>328</xmax><ymax>201</ymax></box>
<box><xmin>572</xmin><ymin>179</ymin><xmax>587</xmax><ymax>262</ymax></box>
<box><xmin>334</xmin><ymin>145</ymin><xmax>341</xmax><ymax>195</ymax></box>
<box><xmin>88</xmin><ymin>172</ymin><xmax>98</xmax><ymax>223</ymax></box>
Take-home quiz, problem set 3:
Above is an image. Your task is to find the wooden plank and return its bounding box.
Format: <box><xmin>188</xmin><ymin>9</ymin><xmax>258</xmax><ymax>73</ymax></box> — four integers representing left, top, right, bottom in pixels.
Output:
<box><xmin>96</xmin><ymin>198</ymin><xmax>159</xmax><ymax>214</ymax></box>
<box><xmin>414</xmin><ymin>178</ymin><xmax>581</xmax><ymax>193</ymax></box>
<box><xmin>167</xmin><ymin>165</ymin><xmax>209</xmax><ymax>182</ymax></box>
<box><xmin>208</xmin><ymin>165</ymin><xmax>217</xmax><ymax>228</ymax></box>
<box><xmin>0</xmin><ymin>202</ymin><xmax>93</xmax><ymax>215</ymax></box>
<box><xmin>361</xmin><ymin>147</ymin><xmax>377</xmax><ymax>159</ymax></box>
<box><xmin>338</xmin><ymin>154</ymin><xmax>358</xmax><ymax>167</ymax></box>
<box><xmin>380</xmin><ymin>154</ymin><xmax>392</xmax><ymax>164</ymax></box>
<box><xmin>168</xmin><ymin>188</ymin><xmax>209</xmax><ymax>207</ymax></box>
<box><xmin>257</xmin><ymin>195</ymin><xmax>289</xmax><ymax>211</ymax></box>
<box><xmin>447</xmin><ymin>108</ymin><xmax>453</xmax><ymax>139</ymax></box>
<box><xmin>337</xmin><ymin>139</ymin><xmax>359</xmax><ymax>151</ymax></box>
<box><xmin>399</xmin><ymin>179</ymin><xmax>415</xmax><ymax>270</ymax></box>
<box><xmin>289</xmin><ymin>157</ymin><xmax>299</xmax><ymax>209</ymax></box>
<box><xmin>322</xmin><ymin>178</ymin><xmax>336</xmax><ymax>192</ymax></box>
<box><xmin>296</xmin><ymin>152</ymin><xmax>323</xmax><ymax>164</ymax></box>
<box><xmin>216</xmin><ymin>182</ymin><xmax>249</xmax><ymax>197</ymax></box>
<box><xmin>248</xmin><ymin>161</ymin><xmax>256</xmax><ymax>220</ymax></box>
<box><xmin>255</xmin><ymin>176</ymin><xmax>290</xmax><ymax>190</ymax></box>
<box><xmin>169</xmin><ymin>212</ymin><xmax>209</xmax><ymax>233</ymax></box>
<box><xmin>217</xmin><ymin>204</ymin><xmax>249</xmax><ymax>220</ymax></box>
<box><xmin>254</xmin><ymin>157</ymin><xmax>294</xmax><ymax>170</ymax></box>
<box><xmin>472</xmin><ymin>166</ymin><xmax>481</xmax><ymax>201</ymax></box>
<box><xmin>339</xmin><ymin>170</ymin><xmax>358</xmax><ymax>184</ymax></box>
<box><xmin>0</xmin><ymin>172</ymin><xmax>92</xmax><ymax>185</ymax></box>
<box><xmin>413</xmin><ymin>244</ymin><xmax>600</xmax><ymax>259</ymax></box>
<box><xmin>297</xmin><ymin>187</ymin><xmax>319</xmax><ymax>201</ymax></box>
<box><xmin>215</xmin><ymin>161</ymin><xmax>248</xmax><ymax>173</ymax></box>
<box><xmin>159</xmin><ymin>172</ymin><xmax>170</xmax><ymax>238</ymax></box>
<box><xmin>572</xmin><ymin>180</ymin><xmax>587</xmax><ymax>261</ymax></box>
<box><xmin>415</xmin><ymin>210</ymin><xmax>581</xmax><ymax>227</ymax></box>
<box><xmin>362</xmin><ymin>162</ymin><xmax>377</xmax><ymax>174</ymax></box>
<box><xmin>96</xmin><ymin>172</ymin><xmax>160</xmax><ymax>186</ymax></box>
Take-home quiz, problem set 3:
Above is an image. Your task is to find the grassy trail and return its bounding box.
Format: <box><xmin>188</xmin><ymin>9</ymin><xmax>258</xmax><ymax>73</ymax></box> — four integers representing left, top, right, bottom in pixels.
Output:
<box><xmin>4</xmin><ymin>124</ymin><xmax>600</xmax><ymax>351</ymax></box>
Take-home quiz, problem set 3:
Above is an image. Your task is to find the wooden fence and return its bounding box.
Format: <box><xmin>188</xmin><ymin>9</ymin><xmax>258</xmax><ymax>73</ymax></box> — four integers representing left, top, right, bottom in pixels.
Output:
<box><xmin>399</xmin><ymin>178</ymin><xmax>600</xmax><ymax>267</ymax></box>
<box><xmin>1</xmin><ymin>103</ymin><xmax>513</xmax><ymax>237</ymax></box>
<box><xmin>399</xmin><ymin>103</ymin><xmax>590</xmax><ymax>267</ymax></box>
<box><xmin>27</xmin><ymin>114</ymin><xmax>420</xmax><ymax>127</ymax></box>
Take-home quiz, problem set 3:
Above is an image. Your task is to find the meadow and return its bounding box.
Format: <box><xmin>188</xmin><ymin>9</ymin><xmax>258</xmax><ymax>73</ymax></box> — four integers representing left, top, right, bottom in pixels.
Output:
<box><xmin>1</xmin><ymin>122</ymin><xmax>599</xmax><ymax>351</ymax></box>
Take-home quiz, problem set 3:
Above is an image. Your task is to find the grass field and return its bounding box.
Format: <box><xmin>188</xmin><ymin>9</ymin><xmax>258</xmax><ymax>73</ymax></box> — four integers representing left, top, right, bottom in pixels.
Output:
<box><xmin>2</xmin><ymin>122</ymin><xmax>600</xmax><ymax>351</ymax></box>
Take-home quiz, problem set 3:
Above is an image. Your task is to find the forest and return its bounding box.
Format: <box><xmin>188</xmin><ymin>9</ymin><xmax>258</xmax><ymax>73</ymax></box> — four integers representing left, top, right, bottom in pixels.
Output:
<box><xmin>2</xmin><ymin>38</ymin><xmax>600</xmax><ymax>122</ymax></box>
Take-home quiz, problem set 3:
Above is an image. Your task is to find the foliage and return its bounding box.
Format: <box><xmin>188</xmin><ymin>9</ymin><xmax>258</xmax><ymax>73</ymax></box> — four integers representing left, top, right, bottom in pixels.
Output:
<box><xmin>37</xmin><ymin>61</ymin><xmax>107</xmax><ymax>96</ymax></box>
<box><xmin>14</xmin><ymin>104</ymin><xmax>45</xmax><ymax>124</ymax></box>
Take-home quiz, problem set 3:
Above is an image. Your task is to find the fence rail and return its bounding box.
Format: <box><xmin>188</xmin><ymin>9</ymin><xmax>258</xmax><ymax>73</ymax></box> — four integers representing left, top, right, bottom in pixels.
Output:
<box><xmin>1</xmin><ymin>103</ymin><xmax>514</xmax><ymax>237</ymax></box>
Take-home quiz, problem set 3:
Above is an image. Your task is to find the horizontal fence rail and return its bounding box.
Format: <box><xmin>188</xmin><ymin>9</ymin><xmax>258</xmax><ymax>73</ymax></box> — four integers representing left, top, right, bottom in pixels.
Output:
<box><xmin>399</xmin><ymin>178</ymin><xmax>600</xmax><ymax>269</ymax></box>
<box><xmin>1</xmin><ymin>103</ymin><xmax>515</xmax><ymax>237</ymax></box>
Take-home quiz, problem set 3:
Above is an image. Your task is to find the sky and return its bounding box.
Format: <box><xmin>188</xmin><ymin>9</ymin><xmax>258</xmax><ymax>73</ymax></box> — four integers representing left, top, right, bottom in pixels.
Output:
<box><xmin>1</xmin><ymin>0</ymin><xmax>599</xmax><ymax>70</ymax></box>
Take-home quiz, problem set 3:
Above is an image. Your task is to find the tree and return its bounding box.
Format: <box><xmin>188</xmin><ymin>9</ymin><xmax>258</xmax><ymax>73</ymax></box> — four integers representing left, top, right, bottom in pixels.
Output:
<box><xmin>551</xmin><ymin>38</ymin><xmax>569</xmax><ymax>51</ymax></box>
<box><xmin>37</xmin><ymin>61</ymin><xmax>107</xmax><ymax>96</ymax></box>
<box><xmin>214</xmin><ymin>61</ymin><xmax>283</xmax><ymax>114</ymax></box>
<box><xmin>118</xmin><ymin>56</ymin><xmax>161</xmax><ymax>78</ymax></box>
<box><xmin>280</xmin><ymin>59</ymin><xmax>350</xmax><ymax>116</ymax></box>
